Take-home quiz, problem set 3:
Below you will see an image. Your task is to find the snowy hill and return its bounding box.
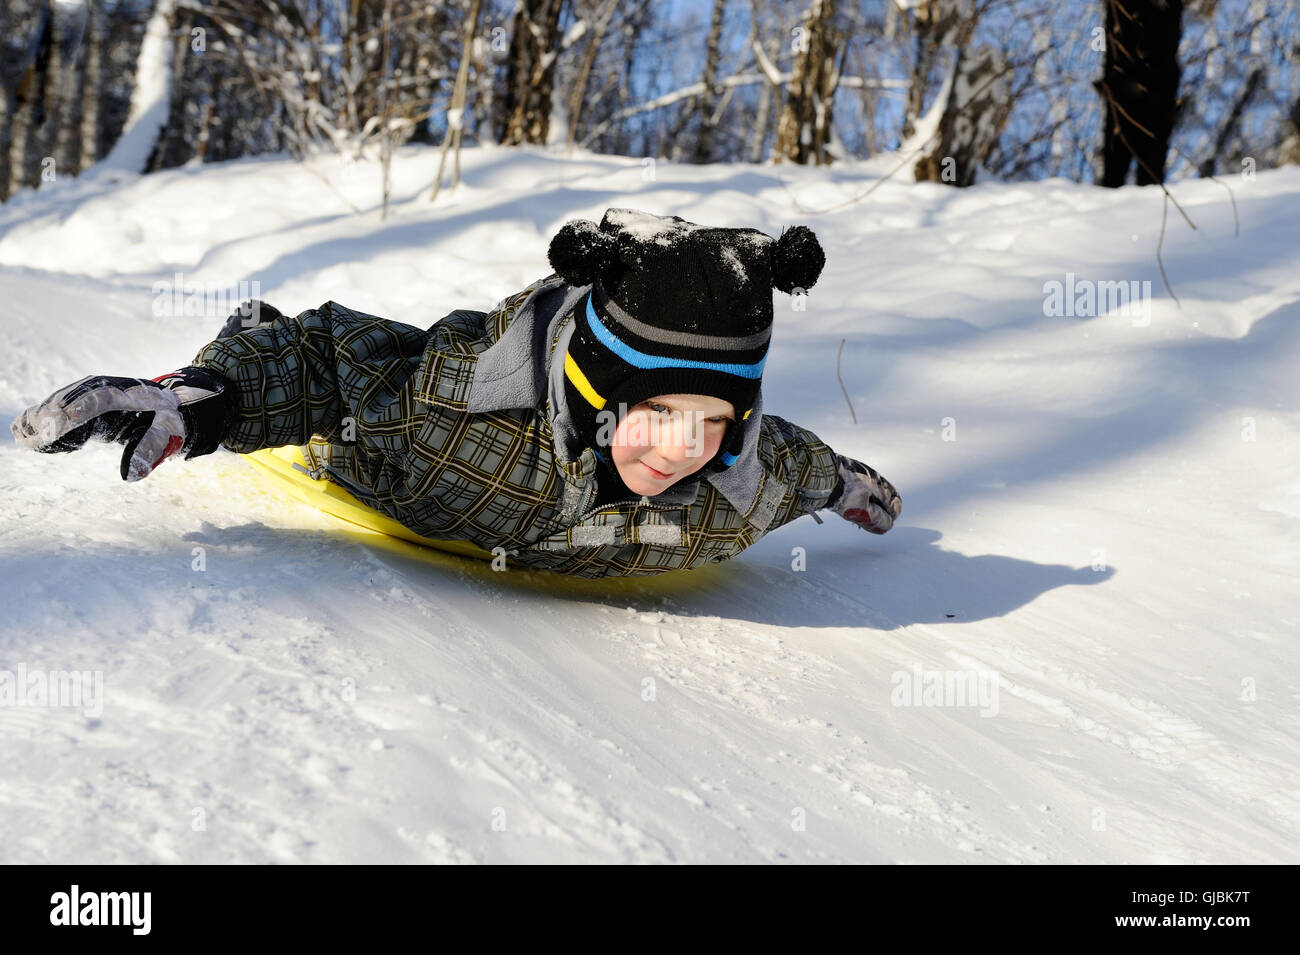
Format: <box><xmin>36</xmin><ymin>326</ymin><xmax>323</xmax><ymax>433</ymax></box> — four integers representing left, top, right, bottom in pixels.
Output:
<box><xmin>1</xmin><ymin>143</ymin><xmax>1298</xmax><ymax>863</ymax></box>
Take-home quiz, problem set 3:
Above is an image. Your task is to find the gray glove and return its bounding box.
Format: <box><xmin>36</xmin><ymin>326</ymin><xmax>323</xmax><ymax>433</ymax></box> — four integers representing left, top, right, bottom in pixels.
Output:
<box><xmin>824</xmin><ymin>452</ymin><xmax>902</xmax><ymax>534</ymax></box>
<box><xmin>11</xmin><ymin>367</ymin><xmax>234</xmax><ymax>482</ymax></box>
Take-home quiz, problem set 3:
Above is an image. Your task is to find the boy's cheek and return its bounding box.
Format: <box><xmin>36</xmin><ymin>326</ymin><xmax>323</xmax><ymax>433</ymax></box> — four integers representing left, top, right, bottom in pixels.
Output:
<box><xmin>613</xmin><ymin>412</ymin><xmax>649</xmax><ymax>449</ymax></box>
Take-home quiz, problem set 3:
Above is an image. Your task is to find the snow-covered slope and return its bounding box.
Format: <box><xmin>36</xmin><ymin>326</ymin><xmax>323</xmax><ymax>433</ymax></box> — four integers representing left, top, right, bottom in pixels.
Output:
<box><xmin>1</xmin><ymin>144</ymin><xmax>1297</xmax><ymax>863</ymax></box>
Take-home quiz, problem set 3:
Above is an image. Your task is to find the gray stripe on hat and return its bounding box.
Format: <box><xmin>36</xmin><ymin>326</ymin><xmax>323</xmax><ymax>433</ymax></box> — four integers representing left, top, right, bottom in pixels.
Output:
<box><xmin>595</xmin><ymin>284</ymin><xmax>771</xmax><ymax>352</ymax></box>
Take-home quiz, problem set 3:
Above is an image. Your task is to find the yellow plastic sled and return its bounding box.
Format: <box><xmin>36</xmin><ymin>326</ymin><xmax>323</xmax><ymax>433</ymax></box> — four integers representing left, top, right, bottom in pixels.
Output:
<box><xmin>243</xmin><ymin>445</ymin><xmax>498</xmax><ymax>562</ymax></box>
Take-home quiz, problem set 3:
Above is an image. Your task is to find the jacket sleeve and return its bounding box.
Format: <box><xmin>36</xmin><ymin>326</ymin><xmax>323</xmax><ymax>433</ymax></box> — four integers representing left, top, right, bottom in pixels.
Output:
<box><xmin>188</xmin><ymin>301</ymin><xmax>428</xmax><ymax>454</ymax></box>
<box><xmin>755</xmin><ymin>413</ymin><xmax>841</xmax><ymax>532</ymax></box>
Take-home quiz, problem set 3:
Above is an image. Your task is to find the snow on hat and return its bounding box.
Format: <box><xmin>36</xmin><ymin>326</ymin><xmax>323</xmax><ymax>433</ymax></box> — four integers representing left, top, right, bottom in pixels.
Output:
<box><xmin>547</xmin><ymin>207</ymin><xmax>824</xmax><ymax>474</ymax></box>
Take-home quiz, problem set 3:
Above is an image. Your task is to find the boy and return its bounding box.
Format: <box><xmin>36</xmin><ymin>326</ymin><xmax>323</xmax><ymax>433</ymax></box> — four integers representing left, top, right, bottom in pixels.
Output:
<box><xmin>11</xmin><ymin>208</ymin><xmax>901</xmax><ymax>579</ymax></box>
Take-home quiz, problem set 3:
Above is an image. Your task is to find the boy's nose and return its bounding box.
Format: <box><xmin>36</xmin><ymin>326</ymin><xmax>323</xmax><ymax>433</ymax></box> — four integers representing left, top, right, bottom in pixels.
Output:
<box><xmin>657</xmin><ymin>440</ymin><xmax>698</xmax><ymax>466</ymax></box>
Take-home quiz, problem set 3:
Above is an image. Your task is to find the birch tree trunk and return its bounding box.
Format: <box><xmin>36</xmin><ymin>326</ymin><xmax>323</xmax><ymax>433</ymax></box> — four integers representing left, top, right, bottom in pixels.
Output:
<box><xmin>692</xmin><ymin>0</ymin><xmax>728</xmax><ymax>163</ymax></box>
<box><xmin>913</xmin><ymin>42</ymin><xmax>1009</xmax><ymax>186</ymax></box>
<box><xmin>773</xmin><ymin>0</ymin><xmax>841</xmax><ymax>165</ymax></box>
<box><xmin>99</xmin><ymin>0</ymin><xmax>178</xmax><ymax>174</ymax></box>
<box><xmin>77</xmin><ymin>0</ymin><xmax>104</xmax><ymax>174</ymax></box>
<box><xmin>431</xmin><ymin>0</ymin><xmax>483</xmax><ymax>201</ymax></box>
<box><xmin>49</xmin><ymin>1</ymin><xmax>89</xmax><ymax>180</ymax></box>
<box><xmin>567</xmin><ymin>0</ymin><xmax>619</xmax><ymax>146</ymax></box>
<box><xmin>901</xmin><ymin>0</ymin><xmax>964</xmax><ymax>142</ymax></box>
<box><xmin>7</xmin><ymin>4</ymin><xmax>53</xmax><ymax>197</ymax></box>
<box><xmin>499</xmin><ymin>0</ymin><xmax>568</xmax><ymax>146</ymax></box>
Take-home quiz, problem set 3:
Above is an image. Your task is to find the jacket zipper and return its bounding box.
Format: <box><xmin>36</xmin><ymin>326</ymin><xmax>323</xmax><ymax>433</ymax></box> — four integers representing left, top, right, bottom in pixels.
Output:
<box><xmin>573</xmin><ymin>496</ymin><xmax>683</xmax><ymax>523</ymax></box>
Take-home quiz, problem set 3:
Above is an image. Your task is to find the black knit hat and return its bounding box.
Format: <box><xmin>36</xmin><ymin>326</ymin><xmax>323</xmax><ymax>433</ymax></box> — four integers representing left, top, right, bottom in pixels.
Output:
<box><xmin>547</xmin><ymin>208</ymin><xmax>824</xmax><ymax>475</ymax></box>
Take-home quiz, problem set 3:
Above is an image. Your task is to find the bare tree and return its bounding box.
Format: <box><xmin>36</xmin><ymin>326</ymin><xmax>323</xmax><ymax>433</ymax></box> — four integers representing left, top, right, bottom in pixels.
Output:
<box><xmin>748</xmin><ymin>13</ymin><xmax>779</xmax><ymax>162</ymax></box>
<box><xmin>909</xmin><ymin>2</ymin><xmax>1012</xmax><ymax>186</ymax></box>
<box><xmin>498</xmin><ymin>0</ymin><xmax>568</xmax><ymax>146</ymax></box>
<box><xmin>431</xmin><ymin>0</ymin><xmax>482</xmax><ymax>202</ymax></box>
<box><xmin>1096</xmin><ymin>0</ymin><xmax>1185</xmax><ymax>186</ymax></box>
<box><xmin>690</xmin><ymin>0</ymin><xmax>729</xmax><ymax>162</ymax></box>
<box><xmin>100</xmin><ymin>0</ymin><xmax>179</xmax><ymax>174</ymax></box>
<box><xmin>5</xmin><ymin>1</ymin><xmax>89</xmax><ymax>192</ymax></box>
<box><xmin>77</xmin><ymin>0</ymin><xmax>104</xmax><ymax>175</ymax></box>
<box><xmin>901</xmin><ymin>0</ymin><xmax>965</xmax><ymax>141</ymax></box>
<box><xmin>773</xmin><ymin>0</ymin><xmax>844</xmax><ymax>165</ymax></box>
<box><xmin>1</xmin><ymin>1</ymin><xmax>49</xmax><ymax>199</ymax></box>
<box><xmin>1279</xmin><ymin>93</ymin><xmax>1300</xmax><ymax>166</ymax></box>
<box><xmin>1196</xmin><ymin>63</ymin><xmax>1264</xmax><ymax>176</ymax></box>
<box><xmin>565</xmin><ymin>0</ymin><xmax>620</xmax><ymax>147</ymax></box>
<box><xmin>7</xmin><ymin>0</ymin><xmax>1299</xmax><ymax>204</ymax></box>
<box><xmin>47</xmin><ymin>1</ymin><xmax>89</xmax><ymax>179</ymax></box>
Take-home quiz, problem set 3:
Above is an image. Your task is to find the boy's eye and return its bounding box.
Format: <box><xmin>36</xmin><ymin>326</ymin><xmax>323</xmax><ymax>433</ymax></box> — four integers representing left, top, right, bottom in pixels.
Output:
<box><xmin>647</xmin><ymin>402</ymin><xmax>728</xmax><ymax>424</ymax></box>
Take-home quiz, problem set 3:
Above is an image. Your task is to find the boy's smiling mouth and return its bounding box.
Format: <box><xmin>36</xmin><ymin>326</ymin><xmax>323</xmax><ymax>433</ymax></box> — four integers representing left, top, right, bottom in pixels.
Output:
<box><xmin>641</xmin><ymin>462</ymin><xmax>674</xmax><ymax>479</ymax></box>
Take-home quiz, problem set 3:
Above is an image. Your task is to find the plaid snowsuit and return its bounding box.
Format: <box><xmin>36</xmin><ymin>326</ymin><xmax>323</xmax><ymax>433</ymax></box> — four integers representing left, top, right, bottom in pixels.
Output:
<box><xmin>191</xmin><ymin>274</ymin><xmax>841</xmax><ymax>578</ymax></box>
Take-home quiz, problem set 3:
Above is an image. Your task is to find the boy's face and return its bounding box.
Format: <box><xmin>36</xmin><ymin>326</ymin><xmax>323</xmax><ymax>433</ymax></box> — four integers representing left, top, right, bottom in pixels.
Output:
<box><xmin>608</xmin><ymin>394</ymin><xmax>736</xmax><ymax>496</ymax></box>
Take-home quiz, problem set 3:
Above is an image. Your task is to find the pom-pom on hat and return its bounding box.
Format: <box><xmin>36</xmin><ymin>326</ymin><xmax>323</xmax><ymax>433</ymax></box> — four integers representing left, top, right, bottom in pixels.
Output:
<box><xmin>547</xmin><ymin>208</ymin><xmax>825</xmax><ymax>477</ymax></box>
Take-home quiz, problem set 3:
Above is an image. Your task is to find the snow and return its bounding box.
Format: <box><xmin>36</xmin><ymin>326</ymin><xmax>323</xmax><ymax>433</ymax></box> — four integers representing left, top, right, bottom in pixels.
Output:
<box><xmin>1</xmin><ymin>143</ymin><xmax>1298</xmax><ymax>863</ymax></box>
<box><xmin>601</xmin><ymin>207</ymin><xmax>768</xmax><ymax>288</ymax></box>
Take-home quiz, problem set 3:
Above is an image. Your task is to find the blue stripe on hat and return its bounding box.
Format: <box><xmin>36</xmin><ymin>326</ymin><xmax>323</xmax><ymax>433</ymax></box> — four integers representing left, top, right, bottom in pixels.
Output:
<box><xmin>586</xmin><ymin>295</ymin><xmax>766</xmax><ymax>379</ymax></box>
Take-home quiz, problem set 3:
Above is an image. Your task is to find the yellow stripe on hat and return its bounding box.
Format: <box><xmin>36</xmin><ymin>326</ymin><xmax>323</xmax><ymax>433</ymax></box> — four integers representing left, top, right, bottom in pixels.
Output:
<box><xmin>564</xmin><ymin>351</ymin><xmax>606</xmax><ymax>409</ymax></box>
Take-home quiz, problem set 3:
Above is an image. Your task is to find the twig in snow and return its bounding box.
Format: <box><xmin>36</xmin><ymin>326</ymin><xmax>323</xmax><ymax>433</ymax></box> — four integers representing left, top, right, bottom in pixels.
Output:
<box><xmin>836</xmin><ymin>337</ymin><xmax>857</xmax><ymax>425</ymax></box>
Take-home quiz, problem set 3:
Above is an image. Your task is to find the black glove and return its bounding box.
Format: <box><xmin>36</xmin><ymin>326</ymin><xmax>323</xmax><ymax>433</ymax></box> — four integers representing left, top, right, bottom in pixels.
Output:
<box><xmin>11</xmin><ymin>366</ymin><xmax>235</xmax><ymax>482</ymax></box>
<box><xmin>824</xmin><ymin>452</ymin><xmax>902</xmax><ymax>534</ymax></box>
